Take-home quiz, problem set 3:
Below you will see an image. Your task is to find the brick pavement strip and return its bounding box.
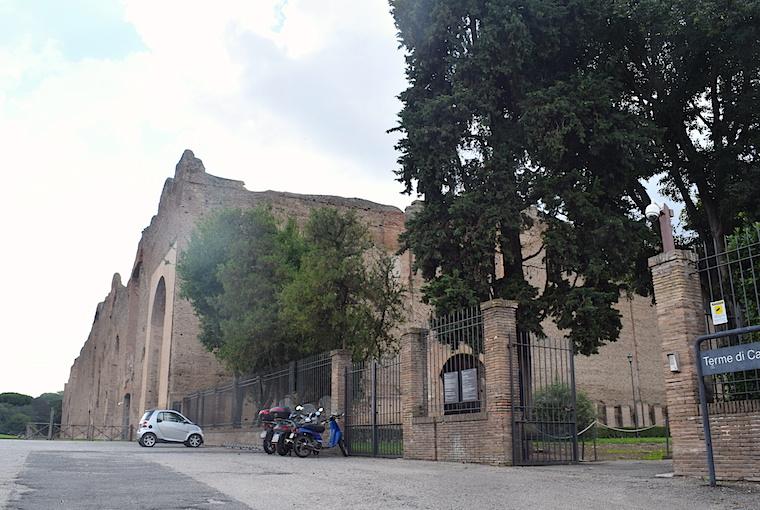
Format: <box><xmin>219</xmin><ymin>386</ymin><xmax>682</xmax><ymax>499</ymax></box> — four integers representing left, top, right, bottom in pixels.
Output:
<box><xmin>2</xmin><ymin>441</ymin><xmax>759</xmax><ymax>510</ymax></box>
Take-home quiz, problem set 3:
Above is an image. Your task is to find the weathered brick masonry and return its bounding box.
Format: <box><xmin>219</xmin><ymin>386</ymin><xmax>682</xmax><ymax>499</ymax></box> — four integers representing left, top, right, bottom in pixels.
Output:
<box><xmin>63</xmin><ymin>150</ymin><xmax>666</xmax><ymax>440</ymax></box>
<box><xmin>649</xmin><ymin>250</ymin><xmax>760</xmax><ymax>481</ymax></box>
<box><xmin>401</xmin><ymin>300</ymin><xmax>519</xmax><ymax>464</ymax></box>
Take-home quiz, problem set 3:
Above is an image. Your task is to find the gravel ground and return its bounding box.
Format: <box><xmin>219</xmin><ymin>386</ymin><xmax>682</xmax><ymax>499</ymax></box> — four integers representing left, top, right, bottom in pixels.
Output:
<box><xmin>2</xmin><ymin>440</ymin><xmax>758</xmax><ymax>509</ymax></box>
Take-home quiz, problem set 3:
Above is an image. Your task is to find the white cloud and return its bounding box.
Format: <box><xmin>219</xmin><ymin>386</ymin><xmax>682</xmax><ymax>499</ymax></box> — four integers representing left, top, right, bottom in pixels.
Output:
<box><xmin>0</xmin><ymin>0</ymin><xmax>410</xmax><ymax>396</ymax></box>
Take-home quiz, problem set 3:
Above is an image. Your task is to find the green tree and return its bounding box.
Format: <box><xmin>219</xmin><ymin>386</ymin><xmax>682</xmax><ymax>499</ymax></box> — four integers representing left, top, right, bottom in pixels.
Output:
<box><xmin>280</xmin><ymin>208</ymin><xmax>406</xmax><ymax>360</ymax></box>
<box><xmin>390</xmin><ymin>0</ymin><xmax>656</xmax><ymax>354</ymax></box>
<box><xmin>613</xmin><ymin>0</ymin><xmax>760</xmax><ymax>242</ymax></box>
<box><xmin>0</xmin><ymin>393</ymin><xmax>33</xmax><ymax>406</ymax></box>
<box><xmin>178</xmin><ymin>207</ymin><xmax>305</xmax><ymax>373</ymax></box>
<box><xmin>179</xmin><ymin>206</ymin><xmax>406</xmax><ymax>371</ymax></box>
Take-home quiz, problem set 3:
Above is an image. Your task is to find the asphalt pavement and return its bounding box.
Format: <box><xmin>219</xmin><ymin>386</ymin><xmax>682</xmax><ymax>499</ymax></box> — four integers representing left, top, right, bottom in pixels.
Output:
<box><xmin>1</xmin><ymin>440</ymin><xmax>758</xmax><ymax>509</ymax></box>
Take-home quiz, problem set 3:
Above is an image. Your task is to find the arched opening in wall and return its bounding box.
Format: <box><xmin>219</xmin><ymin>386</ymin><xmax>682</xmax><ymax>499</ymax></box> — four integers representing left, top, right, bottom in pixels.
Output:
<box><xmin>115</xmin><ymin>335</ymin><xmax>120</xmax><ymax>354</ymax></box>
<box><xmin>122</xmin><ymin>393</ymin><xmax>131</xmax><ymax>440</ymax></box>
<box><xmin>440</xmin><ymin>354</ymin><xmax>484</xmax><ymax>415</ymax></box>
<box><xmin>145</xmin><ymin>277</ymin><xmax>166</xmax><ymax>410</ymax></box>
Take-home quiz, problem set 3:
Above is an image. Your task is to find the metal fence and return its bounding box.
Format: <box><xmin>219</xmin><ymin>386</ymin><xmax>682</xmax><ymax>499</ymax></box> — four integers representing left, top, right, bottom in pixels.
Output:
<box><xmin>24</xmin><ymin>423</ymin><xmax>130</xmax><ymax>441</ymax></box>
<box><xmin>345</xmin><ymin>354</ymin><xmax>403</xmax><ymax>457</ymax></box>
<box><xmin>421</xmin><ymin>306</ymin><xmax>485</xmax><ymax>417</ymax></box>
<box><xmin>181</xmin><ymin>352</ymin><xmax>332</xmax><ymax>428</ymax></box>
<box><xmin>697</xmin><ymin>226</ymin><xmax>760</xmax><ymax>332</ymax></box>
<box><xmin>697</xmin><ymin>227</ymin><xmax>760</xmax><ymax>406</ymax></box>
<box><xmin>510</xmin><ymin>331</ymin><xmax>578</xmax><ymax>465</ymax></box>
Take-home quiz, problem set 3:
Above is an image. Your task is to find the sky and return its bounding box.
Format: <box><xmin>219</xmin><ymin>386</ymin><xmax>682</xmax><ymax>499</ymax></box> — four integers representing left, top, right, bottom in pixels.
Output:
<box><xmin>0</xmin><ymin>0</ymin><xmax>410</xmax><ymax>397</ymax></box>
<box><xmin>0</xmin><ymin>0</ymin><xmax>680</xmax><ymax>398</ymax></box>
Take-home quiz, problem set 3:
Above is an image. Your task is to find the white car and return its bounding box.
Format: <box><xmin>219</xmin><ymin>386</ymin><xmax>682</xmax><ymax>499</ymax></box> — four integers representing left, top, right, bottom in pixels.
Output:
<box><xmin>136</xmin><ymin>409</ymin><xmax>204</xmax><ymax>448</ymax></box>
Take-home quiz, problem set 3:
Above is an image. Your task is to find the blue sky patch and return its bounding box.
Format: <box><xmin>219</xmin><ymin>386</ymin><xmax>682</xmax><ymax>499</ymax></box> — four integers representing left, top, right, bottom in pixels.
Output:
<box><xmin>0</xmin><ymin>0</ymin><xmax>144</xmax><ymax>61</ymax></box>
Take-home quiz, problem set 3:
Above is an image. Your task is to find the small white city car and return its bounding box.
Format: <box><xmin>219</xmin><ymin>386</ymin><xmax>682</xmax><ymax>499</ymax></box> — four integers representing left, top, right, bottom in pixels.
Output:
<box><xmin>137</xmin><ymin>409</ymin><xmax>204</xmax><ymax>448</ymax></box>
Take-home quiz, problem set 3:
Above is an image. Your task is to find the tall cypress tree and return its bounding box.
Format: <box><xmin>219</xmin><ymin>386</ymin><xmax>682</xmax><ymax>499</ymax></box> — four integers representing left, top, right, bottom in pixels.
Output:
<box><xmin>390</xmin><ymin>0</ymin><xmax>657</xmax><ymax>354</ymax></box>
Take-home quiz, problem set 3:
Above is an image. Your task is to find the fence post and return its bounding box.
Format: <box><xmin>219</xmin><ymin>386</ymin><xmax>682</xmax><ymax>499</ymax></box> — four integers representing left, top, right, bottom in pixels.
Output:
<box><xmin>330</xmin><ymin>350</ymin><xmax>352</xmax><ymax>415</ymax></box>
<box><xmin>47</xmin><ymin>407</ymin><xmax>54</xmax><ymax>440</ymax></box>
<box><xmin>400</xmin><ymin>327</ymin><xmax>427</xmax><ymax>460</ymax></box>
<box><xmin>481</xmin><ymin>299</ymin><xmax>519</xmax><ymax>465</ymax></box>
<box><xmin>232</xmin><ymin>375</ymin><xmax>243</xmax><ymax>428</ymax></box>
<box><xmin>648</xmin><ymin>249</ymin><xmax>706</xmax><ymax>477</ymax></box>
<box><xmin>371</xmin><ymin>360</ymin><xmax>379</xmax><ymax>457</ymax></box>
<box><xmin>288</xmin><ymin>361</ymin><xmax>297</xmax><ymax>395</ymax></box>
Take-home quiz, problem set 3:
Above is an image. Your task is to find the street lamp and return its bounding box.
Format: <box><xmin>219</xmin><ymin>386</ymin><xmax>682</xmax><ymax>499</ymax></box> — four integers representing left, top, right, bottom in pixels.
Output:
<box><xmin>627</xmin><ymin>353</ymin><xmax>639</xmax><ymax>434</ymax></box>
<box><xmin>645</xmin><ymin>202</ymin><xmax>675</xmax><ymax>253</ymax></box>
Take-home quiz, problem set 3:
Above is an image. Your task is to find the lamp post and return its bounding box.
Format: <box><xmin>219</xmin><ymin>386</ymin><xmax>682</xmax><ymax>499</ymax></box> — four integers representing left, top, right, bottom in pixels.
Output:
<box><xmin>645</xmin><ymin>202</ymin><xmax>676</xmax><ymax>253</ymax></box>
<box><xmin>627</xmin><ymin>353</ymin><xmax>639</xmax><ymax>436</ymax></box>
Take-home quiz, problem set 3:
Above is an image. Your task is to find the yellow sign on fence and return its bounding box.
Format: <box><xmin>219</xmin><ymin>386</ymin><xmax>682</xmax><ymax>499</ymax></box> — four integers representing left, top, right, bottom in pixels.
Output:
<box><xmin>710</xmin><ymin>299</ymin><xmax>728</xmax><ymax>325</ymax></box>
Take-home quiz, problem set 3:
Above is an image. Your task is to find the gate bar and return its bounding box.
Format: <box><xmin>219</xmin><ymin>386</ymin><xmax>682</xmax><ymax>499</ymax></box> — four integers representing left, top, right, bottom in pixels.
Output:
<box><xmin>371</xmin><ymin>360</ymin><xmax>378</xmax><ymax>457</ymax></box>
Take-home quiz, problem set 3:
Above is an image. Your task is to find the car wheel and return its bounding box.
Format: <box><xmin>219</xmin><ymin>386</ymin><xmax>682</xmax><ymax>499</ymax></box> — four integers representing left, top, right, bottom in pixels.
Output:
<box><xmin>140</xmin><ymin>432</ymin><xmax>157</xmax><ymax>448</ymax></box>
<box><xmin>186</xmin><ymin>434</ymin><xmax>203</xmax><ymax>448</ymax></box>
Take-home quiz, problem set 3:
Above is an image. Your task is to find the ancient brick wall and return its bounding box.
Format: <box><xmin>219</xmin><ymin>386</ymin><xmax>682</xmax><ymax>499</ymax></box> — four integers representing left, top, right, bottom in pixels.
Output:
<box><xmin>63</xmin><ymin>150</ymin><xmax>410</xmax><ymax>433</ymax></box>
<box><xmin>63</xmin><ymin>150</ymin><xmax>664</xmax><ymax>439</ymax></box>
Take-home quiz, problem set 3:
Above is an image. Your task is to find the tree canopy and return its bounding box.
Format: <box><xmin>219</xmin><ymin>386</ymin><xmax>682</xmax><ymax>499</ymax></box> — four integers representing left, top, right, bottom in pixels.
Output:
<box><xmin>177</xmin><ymin>206</ymin><xmax>405</xmax><ymax>373</ymax></box>
<box><xmin>390</xmin><ymin>0</ymin><xmax>760</xmax><ymax>353</ymax></box>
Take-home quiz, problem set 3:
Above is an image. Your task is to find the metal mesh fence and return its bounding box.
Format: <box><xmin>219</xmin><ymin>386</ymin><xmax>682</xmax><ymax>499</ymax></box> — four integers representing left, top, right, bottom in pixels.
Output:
<box><xmin>181</xmin><ymin>352</ymin><xmax>332</xmax><ymax>428</ymax></box>
<box><xmin>422</xmin><ymin>306</ymin><xmax>485</xmax><ymax>417</ymax></box>
<box><xmin>697</xmin><ymin>227</ymin><xmax>760</xmax><ymax>406</ymax></box>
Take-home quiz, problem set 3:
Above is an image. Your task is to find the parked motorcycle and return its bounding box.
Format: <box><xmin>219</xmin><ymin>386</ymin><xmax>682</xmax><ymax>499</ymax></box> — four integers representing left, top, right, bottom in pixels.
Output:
<box><xmin>259</xmin><ymin>407</ymin><xmax>291</xmax><ymax>455</ymax></box>
<box><xmin>291</xmin><ymin>407</ymin><xmax>348</xmax><ymax>458</ymax></box>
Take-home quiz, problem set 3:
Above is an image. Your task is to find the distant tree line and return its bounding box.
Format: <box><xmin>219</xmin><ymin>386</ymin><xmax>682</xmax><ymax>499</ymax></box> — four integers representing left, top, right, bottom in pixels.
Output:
<box><xmin>0</xmin><ymin>392</ymin><xmax>62</xmax><ymax>436</ymax></box>
<box><xmin>177</xmin><ymin>206</ymin><xmax>406</xmax><ymax>374</ymax></box>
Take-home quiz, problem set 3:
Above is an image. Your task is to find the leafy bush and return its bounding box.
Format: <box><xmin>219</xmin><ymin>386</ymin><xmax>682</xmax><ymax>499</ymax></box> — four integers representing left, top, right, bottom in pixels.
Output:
<box><xmin>532</xmin><ymin>383</ymin><xmax>596</xmax><ymax>429</ymax></box>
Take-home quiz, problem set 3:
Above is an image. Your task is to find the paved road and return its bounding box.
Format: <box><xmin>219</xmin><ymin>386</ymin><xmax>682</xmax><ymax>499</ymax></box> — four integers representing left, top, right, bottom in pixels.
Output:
<box><xmin>1</xmin><ymin>440</ymin><xmax>758</xmax><ymax>509</ymax></box>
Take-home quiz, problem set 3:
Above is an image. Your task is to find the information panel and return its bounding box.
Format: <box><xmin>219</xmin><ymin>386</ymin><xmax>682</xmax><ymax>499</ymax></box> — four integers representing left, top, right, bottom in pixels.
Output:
<box><xmin>700</xmin><ymin>341</ymin><xmax>760</xmax><ymax>376</ymax></box>
<box><xmin>443</xmin><ymin>372</ymin><xmax>460</xmax><ymax>403</ymax></box>
<box><xmin>460</xmin><ymin>368</ymin><xmax>478</xmax><ymax>402</ymax></box>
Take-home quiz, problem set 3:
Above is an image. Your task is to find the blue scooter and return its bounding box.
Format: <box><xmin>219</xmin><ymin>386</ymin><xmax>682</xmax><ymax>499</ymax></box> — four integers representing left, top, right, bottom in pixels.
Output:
<box><xmin>291</xmin><ymin>407</ymin><xmax>348</xmax><ymax>457</ymax></box>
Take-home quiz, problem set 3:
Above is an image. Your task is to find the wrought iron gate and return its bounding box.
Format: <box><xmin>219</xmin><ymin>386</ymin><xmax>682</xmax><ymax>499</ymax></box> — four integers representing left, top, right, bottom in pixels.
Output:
<box><xmin>511</xmin><ymin>331</ymin><xmax>578</xmax><ymax>465</ymax></box>
<box><xmin>345</xmin><ymin>355</ymin><xmax>403</xmax><ymax>457</ymax></box>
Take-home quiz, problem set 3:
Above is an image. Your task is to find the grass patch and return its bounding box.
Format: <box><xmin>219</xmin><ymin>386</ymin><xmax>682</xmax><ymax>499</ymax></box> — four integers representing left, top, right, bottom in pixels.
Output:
<box><xmin>0</xmin><ymin>434</ymin><xmax>19</xmax><ymax>439</ymax></box>
<box><xmin>591</xmin><ymin>437</ymin><xmax>667</xmax><ymax>445</ymax></box>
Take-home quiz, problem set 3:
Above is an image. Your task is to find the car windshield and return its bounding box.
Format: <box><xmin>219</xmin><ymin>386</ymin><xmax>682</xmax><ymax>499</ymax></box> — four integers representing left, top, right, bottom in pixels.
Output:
<box><xmin>141</xmin><ymin>410</ymin><xmax>154</xmax><ymax>421</ymax></box>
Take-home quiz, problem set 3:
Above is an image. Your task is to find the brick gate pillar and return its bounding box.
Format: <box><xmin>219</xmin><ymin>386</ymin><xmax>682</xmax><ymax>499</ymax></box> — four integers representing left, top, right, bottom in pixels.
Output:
<box><xmin>481</xmin><ymin>299</ymin><xmax>519</xmax><ymax>464</ymax></box>
<box><xmin>400</xmin><ymin>327</ymin><xmax>428</xmax><ymax>460</ymax></box>
<box><xmin>648</xmin><ymin>249</ymin><xmax>706</xmax><ymax>476</ymax></box>
<box><xmin>330</xmin><ymin>349</ymin><xmax>352</xmax><ymax>416</ymax></box>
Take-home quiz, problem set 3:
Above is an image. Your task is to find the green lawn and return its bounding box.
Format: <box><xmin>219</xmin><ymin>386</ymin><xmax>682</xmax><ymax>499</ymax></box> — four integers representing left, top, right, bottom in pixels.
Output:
<box><xmin>591</xmin><ymin>437</ymin><xmax>667</xmax><ymax>445</ymax></box>
<box><xmin>0</xmin><ymin>433</ymin><xmax>19</xmax><ymax>439</ymax></box>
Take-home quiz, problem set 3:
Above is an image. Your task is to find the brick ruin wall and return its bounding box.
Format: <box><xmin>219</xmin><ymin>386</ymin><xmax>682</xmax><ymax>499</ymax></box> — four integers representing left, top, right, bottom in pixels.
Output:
<box><xmin>62</xmin><ymin>150</ymin><xmax>665</xmax><ymax>432</ymax></box>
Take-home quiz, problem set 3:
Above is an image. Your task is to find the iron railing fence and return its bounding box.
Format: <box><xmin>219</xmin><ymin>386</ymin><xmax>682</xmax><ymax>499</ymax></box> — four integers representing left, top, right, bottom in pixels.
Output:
<box><xmin>24</xmin><ymin>423</ymin><xmax>131</xmax><ymax>441</ymax></box>
<box><xmin>345</xmin><ymin>354</ymin><xmax>403</xmax><ymax>457</ymax></box>
<box><xmin>510</xmin><ymin>331</ymin><xmax>578</xmax><ymax>465</ymax></box>
<box><xmin>421</xmin><ymin>306</ymin><xmax>485</xmax><ymax>417</ymax></box>
<box><xmin>181</xmin><ymin>352</ymin><xmax>332</xmax><ymax>428</ymax></box>
<box><xmin>697</xmin><ymin>226</ymin><xmax>760</xmax><ymax>406</ymax></box>
<box><xmin>697</xmin><ymin>225</ymin><xmax>760</xmax><ymax>333</ymax></box>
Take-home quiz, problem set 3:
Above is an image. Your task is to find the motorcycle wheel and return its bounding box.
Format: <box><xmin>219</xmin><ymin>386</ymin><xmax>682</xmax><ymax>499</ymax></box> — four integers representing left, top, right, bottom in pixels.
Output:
<box><xmin>293</xmin><ymin>436</ymin><xmax>312</xmax><ymax>458</ymax></box>
<box><xmin>338</xmin><ymin>439</ymin><xmax>348</xmax><ymax>457</ymax></box>
<box><xmin>276</xmin><ymin>435</ymin><xmax>290</xmax><ymax>456</ymax></box>
<box><xmin>263</xmin><ymin>430</ymin><xmax>276</xmax><ymax>455</ymax></box>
